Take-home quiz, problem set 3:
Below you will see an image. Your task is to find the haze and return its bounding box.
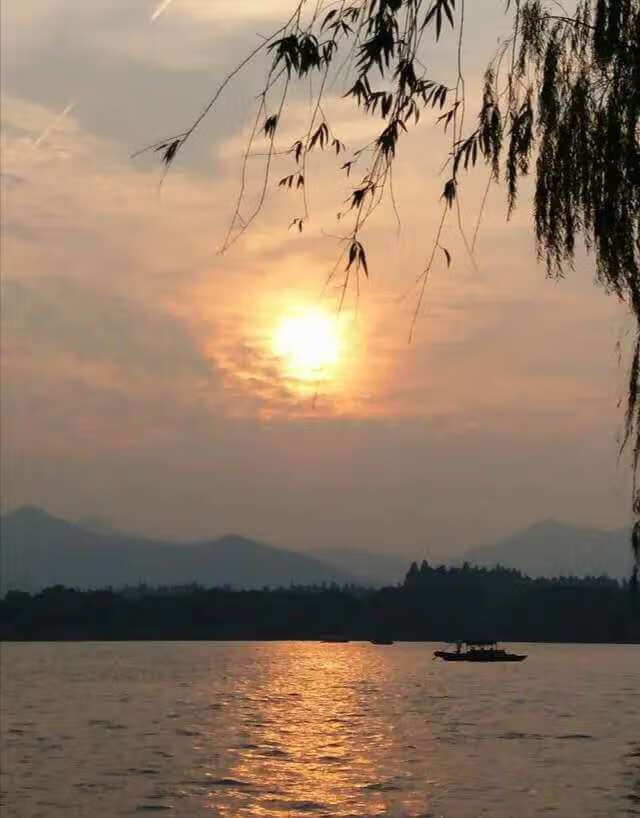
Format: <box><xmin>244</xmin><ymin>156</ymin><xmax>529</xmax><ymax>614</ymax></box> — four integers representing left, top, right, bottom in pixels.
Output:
<box><xmin>0</xmin><ymin>0</ymin><xmax>631</xmax><ymax>558</ymax></box>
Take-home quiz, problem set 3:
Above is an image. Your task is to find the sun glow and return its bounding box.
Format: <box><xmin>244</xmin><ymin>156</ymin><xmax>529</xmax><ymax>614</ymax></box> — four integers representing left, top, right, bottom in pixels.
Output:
<box><xmin>274</xmin><ymin>308</ymin><xmax>342</xmax><ymax>381</ymax></box>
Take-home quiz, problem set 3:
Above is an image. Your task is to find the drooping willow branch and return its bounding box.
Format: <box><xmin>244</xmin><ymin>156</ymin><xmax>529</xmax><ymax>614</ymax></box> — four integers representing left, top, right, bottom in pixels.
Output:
<box><xmin>135</xmin><ymin>1</ymin><xmax>468</xmax><ymax>297</ymax></box>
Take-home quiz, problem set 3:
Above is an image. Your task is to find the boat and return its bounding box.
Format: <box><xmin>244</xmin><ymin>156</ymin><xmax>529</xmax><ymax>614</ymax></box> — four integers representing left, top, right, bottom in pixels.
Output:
<box><xmin>434</xmin><ymin>640</ymin><xmax>526</xmax><ymax>662</ymax></box>
<box><xmin>370</xmin><ymin>639</ymin><xmax>394</xmax><ymax>645</ymax></box>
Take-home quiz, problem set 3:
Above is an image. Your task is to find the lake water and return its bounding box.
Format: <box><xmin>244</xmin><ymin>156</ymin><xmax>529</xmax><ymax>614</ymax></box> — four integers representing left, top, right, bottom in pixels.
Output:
<box><xmin>1</xmin><ymin>642</ymin><xmax>638</xmax><ymax>817</ymax></box>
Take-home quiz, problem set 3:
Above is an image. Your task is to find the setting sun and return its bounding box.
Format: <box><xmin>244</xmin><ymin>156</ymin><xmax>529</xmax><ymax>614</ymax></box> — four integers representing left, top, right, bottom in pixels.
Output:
<box><xmin>274</xmin><ymin>308</ymin><xmax>342</xmax><ymax>381</ymax></box>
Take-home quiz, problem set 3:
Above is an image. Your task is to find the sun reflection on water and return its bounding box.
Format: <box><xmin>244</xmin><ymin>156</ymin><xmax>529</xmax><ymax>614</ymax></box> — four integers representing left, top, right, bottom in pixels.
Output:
<box><xmin>199</xmin><ymin>642</ymin><xmax>434</xmax><ymax>816</ymax></box>
<box><xmin>6</xmin><ymin>643</ymin><xmax>634</xmax><ymax>817</ymax></box>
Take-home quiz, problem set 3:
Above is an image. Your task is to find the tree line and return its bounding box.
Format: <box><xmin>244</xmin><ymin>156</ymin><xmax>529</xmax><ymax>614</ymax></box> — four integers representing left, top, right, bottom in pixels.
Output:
<box><xmin>1</xmin><ymin>562</ymin><xmax>637</xmax><ymax>642</ymax></box>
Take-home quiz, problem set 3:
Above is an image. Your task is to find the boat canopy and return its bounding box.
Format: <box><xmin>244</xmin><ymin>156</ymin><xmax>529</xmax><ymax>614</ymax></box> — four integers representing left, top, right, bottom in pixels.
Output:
<box><xmin>463</xmin><ymin>640</ymin><xmax>498</xmax><ymax>647</ymax></box>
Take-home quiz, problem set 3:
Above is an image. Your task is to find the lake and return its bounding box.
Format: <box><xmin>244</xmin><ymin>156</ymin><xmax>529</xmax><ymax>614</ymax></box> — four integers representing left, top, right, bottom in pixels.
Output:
<box><xmin>1</xmin><ymin>642</ymin><xmax>638</xmax><ymax>817</ymax></box>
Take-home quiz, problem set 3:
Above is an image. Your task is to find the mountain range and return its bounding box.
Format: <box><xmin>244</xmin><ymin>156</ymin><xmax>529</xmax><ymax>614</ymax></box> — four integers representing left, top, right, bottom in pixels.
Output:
<box><xmin>461</xmin><ymin>519</ymin><xmax>632</xmax><ymax>579</ymax></box>
<box><xmin>0</xmin><ymin>507</ymin><xmax>352</xmax><ymax>592</ymax></box>
<box><xmin>0</xmin><ymin>507</ymin><xmax>633</xmax><ymax>592</ymax></box>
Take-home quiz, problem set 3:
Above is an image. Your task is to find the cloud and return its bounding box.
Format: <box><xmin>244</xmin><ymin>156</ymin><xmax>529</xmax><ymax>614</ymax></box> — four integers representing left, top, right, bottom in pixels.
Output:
<box><xmin>2</xmin><ymin>90</ymin><xmax>626</xmax><ymax>430</ymax></box>
<box><xmin>1</xmin><ymin>95</ymin><xmax>382</xmax><ymax>423</ymax></box>
<box><xmin>2</xmin><ymin>277</ymin><xmax>212</xmax><ymax>379</ymax></box>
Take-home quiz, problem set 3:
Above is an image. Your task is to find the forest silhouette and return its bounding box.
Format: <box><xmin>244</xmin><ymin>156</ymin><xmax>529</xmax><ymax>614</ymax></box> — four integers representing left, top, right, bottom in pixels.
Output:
<box><xmin>2</xmin><ymin>561</ymin><xmax>637</xmax><ymax>643</ymax></box>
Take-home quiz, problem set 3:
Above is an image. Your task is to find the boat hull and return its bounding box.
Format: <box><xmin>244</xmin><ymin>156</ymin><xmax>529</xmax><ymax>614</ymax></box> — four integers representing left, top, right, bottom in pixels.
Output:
<box><xmin>434</xmin><ymin>651</ymin><xmax>526</xmax><ymax>662</ymax></box>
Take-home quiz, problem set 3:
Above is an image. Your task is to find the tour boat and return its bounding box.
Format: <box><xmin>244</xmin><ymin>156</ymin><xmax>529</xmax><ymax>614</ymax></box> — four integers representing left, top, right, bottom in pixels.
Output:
<box><xmin>434</xmin><ymin>640</ymin><xmax>526</xmax><ymax>662</ymax></box>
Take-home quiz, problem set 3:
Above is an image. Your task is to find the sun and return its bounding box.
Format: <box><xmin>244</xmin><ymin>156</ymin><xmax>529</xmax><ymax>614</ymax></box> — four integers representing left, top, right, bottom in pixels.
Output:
<box><xmin>273</xmin><ymin>307</ymin><xmax>342</xmax><ymax>381</ymax></box>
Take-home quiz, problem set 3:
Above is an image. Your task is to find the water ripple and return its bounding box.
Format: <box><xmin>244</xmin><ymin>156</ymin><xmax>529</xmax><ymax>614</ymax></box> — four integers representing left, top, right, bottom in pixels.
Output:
<box><xmin>1</xmin><ymin>642</ymin><xmax>638</xmax><ymax>818</ymax></box>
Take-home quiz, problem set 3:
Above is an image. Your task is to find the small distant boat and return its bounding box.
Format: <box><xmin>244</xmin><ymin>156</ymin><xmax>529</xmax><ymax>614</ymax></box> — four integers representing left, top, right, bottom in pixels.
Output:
<box><xmin>434</xmin><ymin>640</ymin><xmax>526</xmax><ymax>662</ymax></box>
<box><xmin>370</xmin><ymin>639</ymin><xmax>394</xmax><ymax>645</ymax></box>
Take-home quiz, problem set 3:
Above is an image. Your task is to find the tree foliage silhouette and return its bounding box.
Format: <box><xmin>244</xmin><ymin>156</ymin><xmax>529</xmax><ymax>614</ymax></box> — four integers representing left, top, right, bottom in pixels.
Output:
<box><xmin>2</xmin><ymin>566</ymin><xmax>637</xmax><ymax>641</ymax></box>
<box><xmin>141</xmin><ymin>0</ymin><xmax>640</xmax><ymax>573</ymax></box>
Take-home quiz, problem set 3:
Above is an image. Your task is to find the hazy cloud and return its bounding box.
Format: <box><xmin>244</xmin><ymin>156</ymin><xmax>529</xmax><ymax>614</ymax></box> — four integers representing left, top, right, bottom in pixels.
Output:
<box><xmin>0</xmin><ymin>0</ymin><xmax>632</xmax><ymax>555</ymax></box>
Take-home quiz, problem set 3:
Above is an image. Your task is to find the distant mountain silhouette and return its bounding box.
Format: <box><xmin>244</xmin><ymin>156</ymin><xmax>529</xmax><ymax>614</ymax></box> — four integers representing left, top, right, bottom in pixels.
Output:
<box><xmin>308</xmin><ymin>546</ymin><xmax>411</xmax><ymax>586</ymax></box>
<box><xmin>75</xmin><ymin>516</ymin><xmax>122</xmax><ymax>535</ymax></box>
<box><xmin>2</xmin><ymin>508</ymin><xmax>631</xmax><ymax>592</ymax></box>
<box><xmin>0</xmin><ymin>507</ymin><xmax>353</xmax><ymax>592</ymax></box>
<box><xmin>462</xmin><ymin>519</ymin><xmax>632</xmax><ymax>578</ymax></box>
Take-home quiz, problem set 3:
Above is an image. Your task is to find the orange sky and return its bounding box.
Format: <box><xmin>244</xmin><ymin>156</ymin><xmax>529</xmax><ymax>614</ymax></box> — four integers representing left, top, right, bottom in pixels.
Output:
<box><xmin>0</xmin><ymin>0</ymin><xmax>632</xmax><ymax>554</ymax></box>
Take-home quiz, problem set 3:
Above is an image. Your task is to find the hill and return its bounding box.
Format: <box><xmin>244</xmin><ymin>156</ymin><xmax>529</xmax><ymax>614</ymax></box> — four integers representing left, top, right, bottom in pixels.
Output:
<box><xmin>462</xmin><ymin>519</ymin><xmax>632</xmax><ymax>579</ymax></box>
<box><xmin>0</xmin><ymin>507</ymin><xmax>353</xmax><ymax>591</ymax></box>
<box><xmin>307</xmin><ymin>546</ymin><xmax>411</xmax><ymax>586</ymax></box>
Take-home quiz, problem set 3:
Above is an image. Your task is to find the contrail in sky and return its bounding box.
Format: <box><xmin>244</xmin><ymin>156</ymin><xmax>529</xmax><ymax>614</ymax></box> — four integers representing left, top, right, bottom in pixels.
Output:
<box><xmin>33</xmin><ymin>101</ymin><xmax>76</xmax><ymax>148</ymax></box>
<box><xmin>151</xmin><ymin>0</ymin><xmax>175</xmax><ymax>21</ymax></box>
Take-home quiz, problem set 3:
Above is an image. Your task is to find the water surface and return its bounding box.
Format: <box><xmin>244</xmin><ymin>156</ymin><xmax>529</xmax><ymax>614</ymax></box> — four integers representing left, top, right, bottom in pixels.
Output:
<box><xmin>1</xmin><ymin>642</ymin><xmax>638</xmax><ymax>816</ymax></box>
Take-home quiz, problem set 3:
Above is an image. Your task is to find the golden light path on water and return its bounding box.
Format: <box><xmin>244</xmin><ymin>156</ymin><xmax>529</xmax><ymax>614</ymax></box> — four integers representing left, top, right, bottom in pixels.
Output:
<box><xmin>199</xmin><ymin>642</ymin><xmax>438</xmax><ymax>816</ymax></box>
<box><xmin>2</xmin><ymin>642</ymin><xmax>639</xmax><ymax>816</ymax></box>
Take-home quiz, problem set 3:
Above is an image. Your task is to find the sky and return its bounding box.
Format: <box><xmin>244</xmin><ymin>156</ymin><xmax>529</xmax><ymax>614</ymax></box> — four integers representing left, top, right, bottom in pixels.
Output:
<box><xmin>0</xmin><ymin>0</ymin><xmax>633</xmax><ymax>557</ymax></box>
